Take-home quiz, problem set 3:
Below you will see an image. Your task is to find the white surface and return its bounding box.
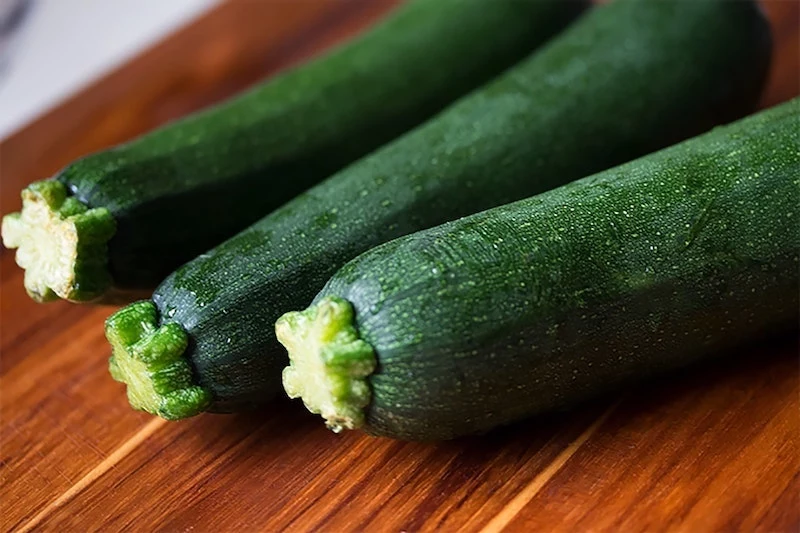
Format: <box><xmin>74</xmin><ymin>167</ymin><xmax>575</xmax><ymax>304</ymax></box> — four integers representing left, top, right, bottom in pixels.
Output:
<box><xmin>0</xmin><ymin>0</ymin><xmax>221</xmax><ymax>140</ymax></box>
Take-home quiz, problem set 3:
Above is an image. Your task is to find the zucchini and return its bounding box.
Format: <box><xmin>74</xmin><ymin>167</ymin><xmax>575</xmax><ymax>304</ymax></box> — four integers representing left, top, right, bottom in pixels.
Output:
<box><xmin>105</xmin><ymin>0</ymin><xmax>772</xmax><ymax>420</ymax></box>
<box><xmin>2</xmin><ymin>0</ymin><xmax>584</xmax><ymax>303</ymax></box>
<box><xmin>279</xmin><ymin>99</ymin><xmax>800</xmax><ymax>441</ymax></box>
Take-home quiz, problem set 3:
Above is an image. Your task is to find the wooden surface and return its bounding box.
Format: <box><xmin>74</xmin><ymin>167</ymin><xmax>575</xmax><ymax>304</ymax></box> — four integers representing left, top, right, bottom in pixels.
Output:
<box><xmin>1</xmin><ymin>1</ymin><xmax>798</xmax><ymax>531</ymax></box>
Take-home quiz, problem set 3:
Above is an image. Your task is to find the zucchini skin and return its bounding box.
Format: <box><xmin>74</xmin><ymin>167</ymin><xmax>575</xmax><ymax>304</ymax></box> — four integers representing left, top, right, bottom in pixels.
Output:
<box><xmin>51</xmin><ymin>0</ymin><xmax>590</xmax><ymax>292</ymax></box>
<box><xmin>145</xmin><ymin>0</ymin><xmax>771</xmax><ymax>415</ymax></box>
<box><xmin>311</xmin><ymin>99</ymin><xmax>800</xmax><ymax>441</ymax></box>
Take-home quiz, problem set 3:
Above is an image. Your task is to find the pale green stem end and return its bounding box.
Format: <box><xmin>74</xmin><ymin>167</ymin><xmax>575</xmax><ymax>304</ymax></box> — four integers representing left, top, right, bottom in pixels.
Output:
<box><xmin>2</xmin><ymin>180</ymin><xmax>116</xmax><ymax>303</ymax></box>
<box><xmin>277</xmin><ymin>296</ymin><xmax>376</xmax><ymax>433</ymax></box>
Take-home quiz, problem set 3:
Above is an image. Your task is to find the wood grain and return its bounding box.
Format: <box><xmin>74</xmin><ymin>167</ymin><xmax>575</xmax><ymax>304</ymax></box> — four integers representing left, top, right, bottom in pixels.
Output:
<box><xmin>0</xmin><ymin>1</ymin><xmax>797</xmax><ymax>532</ymax></box>
<box><xmin>0</xmin><ymin>1</ymin><xmax>400</xmax><ymax>530</ymax></box>
<box><xmin>503</xmin><ymin>340</ymin><xmax>800</xmax><ymax>533</ymax></box>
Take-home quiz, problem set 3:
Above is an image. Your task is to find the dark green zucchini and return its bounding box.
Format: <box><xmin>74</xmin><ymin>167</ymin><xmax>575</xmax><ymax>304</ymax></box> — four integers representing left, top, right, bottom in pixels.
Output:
<box><xmin>105</xmin><ymin>0</ymin><xmax>772</xmax><ymax>420</ymax></box>
<box><xmin>1</xmin><ymin>0</ymin><xmax>584</xmax><ymax>303</ymax></box>
<box><xmin>279</xmin><ymin>99</ymin><xmax>800</xmax><ymax>441</ymax></box>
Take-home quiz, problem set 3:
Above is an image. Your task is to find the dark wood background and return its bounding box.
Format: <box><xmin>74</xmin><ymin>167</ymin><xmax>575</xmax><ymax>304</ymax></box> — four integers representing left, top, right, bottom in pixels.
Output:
<box><xmin>1</xmin><ymin>1</ymin><xmax>798</xmax><ymax>531</ymax></box>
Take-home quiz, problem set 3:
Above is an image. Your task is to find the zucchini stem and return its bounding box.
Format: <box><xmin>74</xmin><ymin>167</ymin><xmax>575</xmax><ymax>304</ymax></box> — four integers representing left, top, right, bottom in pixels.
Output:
<box><xmin>1</xmin><ymin>180</ymin><xmax>116</xmax><ymax>302</ymax></box>
<box><xmin>106</xmin><ymin>301</ymin><xmax>211</xmax><ymax>420</ymax></box>
<box><xmin>277</xmin><ymin>296</ymin><xmax>376</xmax><ymax>432</ymax></box>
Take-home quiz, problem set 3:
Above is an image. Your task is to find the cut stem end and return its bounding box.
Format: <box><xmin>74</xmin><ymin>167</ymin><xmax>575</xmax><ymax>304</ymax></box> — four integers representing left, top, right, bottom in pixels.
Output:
<box><xmin>106</xmin><ymin>301</ymin><xmax>211</xmax><ymax>420</ymax></box>
<box><xmin>1</xmin><ymin>180</ymin><xmax>116</xmax><ymax>303</ymax></box>
<box><xmin>277</xmin><ymin>296</ymin><xmax>376</xmax><ymax>433</ymax></box>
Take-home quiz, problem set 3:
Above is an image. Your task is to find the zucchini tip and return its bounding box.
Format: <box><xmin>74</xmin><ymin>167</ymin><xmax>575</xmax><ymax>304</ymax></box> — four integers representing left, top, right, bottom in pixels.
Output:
<box><xmin>106</xmin><ymin>300</ymin><xmax>212</xmax><ymax>420</ymax></box>
<box><xmin>1</xmin><ymin>180</ymin><xmax>116</xmax><ymax>303</ymax></box>
<box><xmin>277</xmin><ymin>296</ymin><xmax>376</xmax><ymax>433</ymax></box>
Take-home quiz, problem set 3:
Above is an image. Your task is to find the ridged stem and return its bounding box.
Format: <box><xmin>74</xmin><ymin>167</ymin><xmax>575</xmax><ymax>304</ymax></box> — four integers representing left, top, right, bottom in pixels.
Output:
<box><xmin>277</xmin><ymin>296</ymin><xmax>376</xmax><ymax>432</ymax></box>
<box><xmin>1</xmin><ymin>180</ymin><xmax>116</xmax><ymax>302</ymax></box>
<box><xmin>106</xmin><ymin>301</ymin><xmax>212</xmax><ymax>420</ymax></box>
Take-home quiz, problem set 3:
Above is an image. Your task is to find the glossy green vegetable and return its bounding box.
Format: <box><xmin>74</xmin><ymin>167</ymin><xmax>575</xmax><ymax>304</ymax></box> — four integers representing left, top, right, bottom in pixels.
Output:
<box><xmin>106</xmin><ymin>0</ymin><xmax>772</xmax><ymax>420</ymax></box>
<box><xmin>279</xmin><ymin>99</ymin><xmax>800</xmax><ymax>441</ymax></box>
<box><xmin>2</xmin><ymin>0</ymin><xmax>584</xmax><ymax>304</ymax></box>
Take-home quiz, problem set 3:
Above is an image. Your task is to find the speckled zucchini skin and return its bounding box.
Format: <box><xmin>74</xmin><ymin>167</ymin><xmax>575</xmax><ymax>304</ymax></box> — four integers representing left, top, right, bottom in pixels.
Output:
<box><xmin>152</xmin><ymin>0</ymin><xmax>771</xmax><ymax>413</ymax></box>
<box><xmin>318</xmin><ymin>99</ymin><xmax>800</xmax><ymax>440</ymax></box>
<box><xmin>56</xmin><ymin>0</ymin><xmax>586</xmax><ymax>290</ymax></box>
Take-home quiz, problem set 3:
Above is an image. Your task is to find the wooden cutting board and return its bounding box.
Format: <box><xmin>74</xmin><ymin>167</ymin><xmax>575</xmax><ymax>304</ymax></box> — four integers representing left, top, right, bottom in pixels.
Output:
<box><xmin>1</xmin><ymin>1</ymin><xmax>798</xmax><ymax>531</ymax></box>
